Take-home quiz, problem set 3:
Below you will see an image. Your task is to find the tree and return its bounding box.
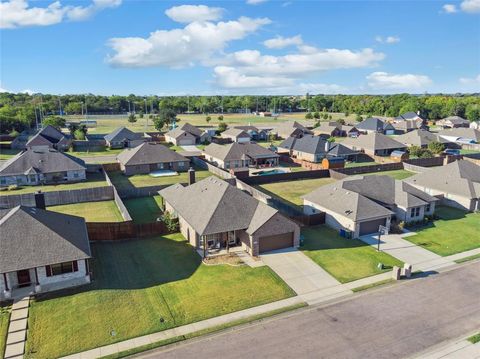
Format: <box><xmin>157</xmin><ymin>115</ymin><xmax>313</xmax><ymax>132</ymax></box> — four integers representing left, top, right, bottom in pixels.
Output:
<box><xmin>420</xmin><ymin>149</ymin><xmax>434</xmax><ymax>158</ymax></box>
<box><xmin>355</xmin><ymin>114</ymin><xmax>363</xmax><ymax>122</ymax></box>
<box><xmin>322</xmin><ymin>113</ymin><xmax>329</xmax><ymax>120</ymax></box>
<box><xmin>218</xmin><ymin>122</ymin><xmax>227</xmax><ymax>133</ymax></box>
<box><xmin>42</xmin><ymin>116</ymin><xmax>66</xmax><ymax>129</ymax></box>
<box><xmin>218</xmin><ymin>115</ymin><xmax>224</xmax><ymax>121</ymax></box>
<box><xmin>313</xmin><ymin>111</ymin><xmax>320</xmax><ymax>119</ymax></box>
<box><xmin>153</xmin><ymin>117</ymin><xmax>166</xmax><ymax>131</ymax></box>
<box><xmin>409</xmin><ymin>145</ymin><xmax>424</xmax><ymax>158</ymax></box>
<box><xmin>162</xmin><ymin>211</ymin><xmax>179</xmax><ymax>232</ymax></box>
<box><xmin>465</xmin><ymin>104</ymin><xmax>480</xmax><ymax>122</ymax></box>
<box><xmin>128</xmin><ymin>114</ymin><xmax>137</xmax><ymax>123</ymax></box>
<box><xmin>74</xmin><ymin>128</ymin><xmax>86</xmax><ymax>140</ymax></box>
<box><xmin>327</xmin><ymin>137</ymin><xmax>336</xmax><ymax>143</ymax></box>
<box><xmin>427</xmin><ymin>141</ymin><xmax>445</xmax><ymax>155</ymax></box>
<box><xmin>206</xmin><ymin>116</ymin><xmax>211</xmax><ymax>123</ymax></box>
<box><xmin>159</xmin><ymin>108</ymin><xmax>177</xmax><ymax>125</ymax></box>
<box><xmin>336</xmin><ymin>118</ymin><xmax>346</xmax><ymax>125</ymax></box>
<box><xmin>305</xmin><ymin>112</ymin><xmax>313</xmax><ymax>119</ymax></box>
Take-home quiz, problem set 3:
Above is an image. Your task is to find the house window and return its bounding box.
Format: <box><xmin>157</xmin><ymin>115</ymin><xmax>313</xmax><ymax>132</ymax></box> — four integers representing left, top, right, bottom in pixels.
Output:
<box><xmin>425</xmin><ymin>204</ymin><xmax>431</xmax><ymax>212</ymax></box>
<box><xmin>73</xmin><ymin>172</ymin><xmax>79</xmax><ymax>178</ymax></box>
<box><xmin>416</xmin><ymin>207</ymin><xmax>420</xmax><ymax>217</ymax></box>
<box><xmin>0</xmin><ymin>177</ymin><xmax>6</xmax><ymax>185</ymax></box>
<box><xmin>29</xmin><ymin>175</ymin><xmax>36</xmax><ymax>182</ymax></box>
<box><xmin>178</xmin><ymin>161</ymin><xmax>184</xmax><ymax>168</ymax></box>
<box><xmin>46</xmin><ymin>261</ymin><xmax>78</xmax><ymax>276</ymax></box>
<box><xmin>410</xmin><ymin>208</ymin><xmax>415</xmax><ymax>217</ymax></box>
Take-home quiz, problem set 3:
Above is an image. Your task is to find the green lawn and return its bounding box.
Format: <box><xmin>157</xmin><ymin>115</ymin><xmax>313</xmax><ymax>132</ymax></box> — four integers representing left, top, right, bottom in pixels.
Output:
<box><xmin>25</xmin><ymin>234</ymin><xmax>294</xmax><ymax>358</ymax></box>
<box><xmin>460</xmin><ymin>149</ymin><xmax>480</xmax><ymax>155</ymax></box>
<box><xmin>0</xmin><ymin>305</ymin><xmax>10</xmax><ymax>359</ymax></box>
<box><xmin>69</xmin><ymin>148</ymin><xmax>123</xmax><ymax>157</ymax></box>
<box><xmin>0</xmin><ymin>172</ymin><xmax>107</xmax><ymax>196</ymax></box>
<box><xmin>124</xmin><ymin>196</ymin><xmax>163</xmax><ymax>223</ymax></box>
<box><xmin>47</xmin><ymin>200</ymin><xmax>124</xmax><ymax>222</ymax></box>
<box><xmin>363</xmin><ymin>169</ymin><xmax>415</xmax><ymax>180</ymax></box>
<box><xmin>108</xmin><ymin>167</ymin><xmax>212</xmax><ymax>191</ymax></box>
<box><xmin>405</xmin><ymin>207</ymin><xmax>480</xmax><ymax>256</ymax></box>
<box><xmin>0</xmin><ymin>148</ymin><xmax>21</xmax><ymax>160</ymax></box>
<box><xmin>301</xmin><ymin>226</ymin><xmax>403</xmax><ymax>283</ymax></box>
<box><xmin>345</xmin><ymin>161</ymin><xmax>379</xmax><ymax>168</ymax></box>
<box><xmin>257</xmin><ymin>177</ymin><xmax>336</xmax><ymax>207</ymax></box>
<box><xmin>257</xmin><ymin>140</ymin><xmax>284</xmax><ymax>148</ymax></box>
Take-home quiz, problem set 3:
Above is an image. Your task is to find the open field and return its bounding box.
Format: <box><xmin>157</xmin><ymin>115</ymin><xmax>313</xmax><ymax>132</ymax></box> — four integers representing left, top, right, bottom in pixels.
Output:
<box><xmin>405</xmin><ymin>207</ymin><xmax>480</xmax><ymax>256</ymax></box>
<box><xmin>0</xmin><ymin>172</ymin><xmax>107</xmax><ymax>196</ymax></box>
<box><xmin>363</xmin><ymin>169</ymin><xmax>415</xmax><ymax>180</ymax></box>
<box><xmin>0</xmin><ymin>148</ymin><xmax>21</xmax><ymax>160</ymax></box>
<box><xmin>47</xmin><ymin>200</ymin><xmax>124</xmax><ymax>222</ymax></box>
<box><xmin>124</xmin><ymin>195</ymin><xmax>163</xmax><ymax>223</ymax></box>
<box><xmin>301</xmin><ymin>226</ymin><xmax>403</xmax><ymax>283</ymax></box>
<box><xmin>25</xmin><ymin>234</ymin><xmax>295</xmax><ymax>359</ymax></box>
<box><xmin>257</xmin><ymin>177</ymin><xmax>336</xmax><ymax>207</ymax></box>
<box><xmin>108</xmin><ymin>167</ymin><xmax>212</xmax><ymax>191</ymax></box>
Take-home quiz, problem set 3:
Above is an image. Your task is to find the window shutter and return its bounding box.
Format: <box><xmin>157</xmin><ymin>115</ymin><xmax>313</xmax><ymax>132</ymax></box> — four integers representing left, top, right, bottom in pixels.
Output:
<box><xmin>45</xmin><ymin>265</ymin><xmax>52</xmax><ymax>277</ymax></box>
<box><xmin>72</xmin><ymin>261</ymin><xmax>78</xmax><ymax>272</ymax></box>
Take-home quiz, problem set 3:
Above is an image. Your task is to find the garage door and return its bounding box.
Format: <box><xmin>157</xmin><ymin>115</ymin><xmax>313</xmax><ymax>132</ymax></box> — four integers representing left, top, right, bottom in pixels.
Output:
<box><xmin>259</xmin><ymin>232</ymin><xmax>294</xmax><ymax>253</ymax></box>
<box><xmin>178</xmin><ymin>138</ymin><xmax>195</xmax><ymax>146</ymax></box>
<box><xmin>359</xmin><ymin>218</ymin><xmax>386</xmax><ymax>236</ymax></box>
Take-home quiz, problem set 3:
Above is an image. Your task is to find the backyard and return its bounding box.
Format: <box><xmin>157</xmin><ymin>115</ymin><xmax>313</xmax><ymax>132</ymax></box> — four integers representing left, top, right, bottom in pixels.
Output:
<box><xmin>301</xmin><ymin>226</ymin><xmax>403</xmax><ymax>283</ymax></box>
<box><xmin>0</xmin><ymin>172</ymin><xmax>108</xmax><ymax>196</ymax></box>
<box><xmin>363</xmin><ymin>169</ymin><xmax>415</xmax><ymax>180</ymax></box>
<box><xmin>0</xmin><ymin>148</ymin><xmax>21</xmax><ymax>160</ymax></box>
<box><xmin>108</xmin><ymin>166</ymin><xmax>212</xmax><ymax>191</ymax></box>
<box><xmin>47</xmin><ymin>200</ymin><xmax>124</xmax><ymax>222</ymax></box>
<box><xmin>25</xmin><ymin>234</ymin><xmax>294</xmax><ymax>359</ymax></box>
<box><xmin>124</xmin><ymin>195</ymin><xmax>163</xmax><ymax>223</ymax></box>
<box><xmin>405</xmin><ymin>207</ymin><xmax>480</xmax><ymax>256</ymax></box>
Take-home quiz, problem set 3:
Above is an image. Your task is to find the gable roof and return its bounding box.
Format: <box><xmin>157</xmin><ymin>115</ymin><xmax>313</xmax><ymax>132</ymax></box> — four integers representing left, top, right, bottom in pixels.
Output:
<box><xmin>356</xmin><ymin>118</ymin><xmax>394</xmax><ymax>132</ymax></box>
<box><xmin>233</xmin><ymin>125</ymin><xmax>261</xmax><ymax>132</ymax></box>
<box><xmin>0</xmin><ymin>148</ymin><xmax>86</xmax><ymax>176</ymax></box>
<box><xmin>179</xmin><ymin>122</ymin><xmax>203</xmax><ymax>137</ymax></box>
<box><xmin>0</xmin><ymin>206</ymin><xmax>91</xmax><ymax>273</ymax></box>
<box><xmin>313</xmin><ymin>122</ymin><xmax>341</xmax><ymax>135</ymax></box>
<box><xmin>438</xmin><ymin>116</ymin><xmax>469</xmax><ymax>125</ymax></box>
<box><xmin>203</xmin><ymin>142</ymin><xmax>279</xmax><ymax>161</ymax></box>
<box><xmin>104</xmin><ymin>127</ymin><xmax>142</xmax><ymax>142</ymax></box>
<box><xmin>275</xmin><ymin>121</ymin><xmax>312</xmax><ymax>137</ymax></box>
<box><xmin>395</xmin><ymin>112</ymin><xmax>424</xmax><ymax>121</ymax></box>
<box><xmin>26</xmin><ymin>125</ymin><xmax>70</xmax><ymax>147</ymax></box>
<box><xmin>289</xmin><ymin>135</ymin><xmax>329</xmax><ymax>155</ymax></box>
<box><xmin>116</xmin><ymin>142</ymin><xmax>188</xmax><ymax>166</ymax></box>
<box><xmin>165</xmin><ymin>127</ymin><xmax>196</xmax><ymax>141</ymax></box>
<box><xmin>395</xmin><ymin>129</ymin><xmax>449</xmax><ymax>147</ymax></box>
<box><xmin>159</xmin><ymin>176</ymin><xmax>280</xmax><ymax>236</ymax></box>
<box><xmin>341</xmin><ymin>133</ymin><xmax>407</xmax><ymax>151</ymax></box>
<box><xmin>221</xmin><ymin>128</ymin><xmax>251</xmax><ymax>138</ymax></box>
<box><xmin>327</xmin><ymin>143</ymin><xmax>359</xmax><ymax>157</ymax></box>
<box><xmin>437</xmin><ymin>128</ymin><xmax>480</xmax><ymax>142</ymax></box>
<box><xmin>407</xmin><ymin>160</ymin><xmax>480</xmax><ymax>199</ymax></box>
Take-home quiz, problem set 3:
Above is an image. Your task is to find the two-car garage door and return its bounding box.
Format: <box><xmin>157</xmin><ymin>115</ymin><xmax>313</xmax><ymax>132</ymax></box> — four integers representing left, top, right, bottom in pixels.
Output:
<box><xmin>259</xmin><ymin>232</ymin><xmax>294</xmax><ymax>253</ymax></box>
<box><xmin>177</xmin><ymin>138</ymin><xmax>195</xmax><ymax>146</ymax></box>
<box><xmin>359</xmin><ymin>218</ymin><xmax>387</xmax><ymax>236</ymax></box>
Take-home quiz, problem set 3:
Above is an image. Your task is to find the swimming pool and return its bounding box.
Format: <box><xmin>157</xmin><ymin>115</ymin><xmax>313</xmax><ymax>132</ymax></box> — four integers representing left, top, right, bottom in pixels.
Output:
<box><xmin>149</xmin><ymin>170</ymin><xmax>178</xmax><ymax>177</ymax></box>
<box><xmin>254</xmin><ymin>169</ymin><xmax>287</xmax><ymax>176</ymax></box>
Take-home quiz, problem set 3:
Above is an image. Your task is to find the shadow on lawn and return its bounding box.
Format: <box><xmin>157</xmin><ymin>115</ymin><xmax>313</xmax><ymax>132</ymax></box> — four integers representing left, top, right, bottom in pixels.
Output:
<box><xmin>406</xmin><ymin>207</ymin><xmax>467</xmax><ymax>235</ymax></box>
<box><xmin>301</xmin><ymin>225</ymin><xmax>375</xmax><ymax>251</ymax></box>
<box><xmin>33</xmin><ymin>236</ymin><xmax>200</xmax><ymax>302</ymax></box>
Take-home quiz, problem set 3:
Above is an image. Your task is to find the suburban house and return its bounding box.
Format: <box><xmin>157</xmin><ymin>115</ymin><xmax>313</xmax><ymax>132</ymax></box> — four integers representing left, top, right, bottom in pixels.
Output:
<box><xmin>220</xmin><ymin>128</ymin><xmax>251</xmax><ymax>143</ymax></box>
<box><xmin>356</xmin><ymin>117</ymin><xmax>395</xmax><ymax>135</ymax></box>
<box><xmin>26</xmin><ymin>125</ymin><xmax>71</xmax><ymax>151</ymax></box>
<box><xmin>437</xmin><ymin>128</ymin><xmax>480</xmax><ymax>144</ymax></box>
<box><xmin>396</xmin><ymin>129</ymin><xmax>453</xmax><ymax>148</ymax></box>
<box><xmin>394</xmin><ymin>111</ymin><xmax>425</xmax><ymax>123</ymax></box>
<box><xmin>203</xmin><ymin>142</ymin><xmax>279</xmax><ymax>169</ymax></box>
<box><xmin>278</xmin><ymin>135</ymin><xmax>357</xmax><ymax>163</ymax></box>
<box><xmin>0</xmin><ymin>148</ymin><xmax>86</xmax><ymax>186</ymax></box>
<box><xmin>104</xmin><ymin>127</ymin><xmax>145</xmax><ymax>148</ymax></box>
<box><xmin>313</xmin><ymin>122</ymin><xmax>344</xmax><ymax>138</ymax></box>
<box><xmin>303</xmin><ymin>175</ymin><xmax>438</xmax><ymax>238</ymax></box>
<box><xmin>342</xmin><ymin>125</ymin><xmax>360</xmax><ymax>137</ymax></box>
<box><xmin>159</xmin><ymin>176</ymin><xmax>300</xmax><ymax>256</ymax></box>
<box><xmin>407</xmin><ymin>160</ymin><xmax>480</xmax><ymax>211</ymax></box>
<box><xmin>436</xmin><ymin>116</ymin><xmax>470</xmax><ymax>128</ymax></box>
<box><xmin>164</xmin><ymin>123</ymin><xmax>208</xmax><ymax>145</ymax></box>
<box><xmin>274</xmin><ymin>121</ymin><xmax>312</xmax><ymax>139</ymax></box>
<box><xmin>116</xmin><ymin>142</ymin><xmax>189</xmax><ymax>175</ymax></box>
<box><xmin>392</xmin><ymin>120</ymin><xmax>429</xmax><ymax>134</ymax></box>
<box><xmin>233</xmin><ymin>125</ymin><xmax>268</xmax><ymax>141</ymax></box>
<box><xmin>0</xmin><ymin>202</ymin><xmax>91</xmax><ymax>299</ymax></box>
<box><xmin>341</xmin><ymin>133</ymin><xmax>407</xmax><ymax>157</ymax></box>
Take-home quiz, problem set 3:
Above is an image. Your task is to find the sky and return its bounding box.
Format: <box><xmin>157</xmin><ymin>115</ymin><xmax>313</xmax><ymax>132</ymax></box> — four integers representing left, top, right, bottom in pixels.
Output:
<box><xmin>0</xmin><ymin>0</ymin><xmax>479</xmax><ymax>96</ymax></box>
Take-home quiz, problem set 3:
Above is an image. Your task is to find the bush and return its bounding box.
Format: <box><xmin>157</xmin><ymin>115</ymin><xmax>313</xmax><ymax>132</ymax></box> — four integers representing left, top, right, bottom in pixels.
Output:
<box><xmin>218</xmin><ymin>122</ymin><xmax>227</xmax><ymax>132</ymax></box>
<box><xmin>218</xmin><ymin>115</ymin><xmax>224</xmax><ymax>121</ymax></box>
<box><xmin>9</xmin><ymin>129</ymin><xmax>19</xmax><ymax>138</ymax></box>
<box><xmin>8</xmin><ymin>184</ymin><xmax>19</xmax><ymax>191</ymax></box>
<box><xmin>313</xmin><ymin>112</ymin><xmax>320</xmax><ymax>119</ymax></box>
<box><xmin>305</xmin><ymin>112</ymin><xmax>313</xmax><ymax>119</ymax></box>
<box><xmin>355</xmin><ymin>114</ymin><xmax>363</xmax><ymax>122</ymax></box>
<box><xmin>206</xmin><ymin>116</ymin><xmax>211</xmax><ymax>123</ymax></box>
<box><xmin>128</xmin><ymin>114</ymin><xmax>137</xmax><ymax>123</ymax></box>
<box><xmin>161</xmin><ymin>212</ymin><xmax>179</xmax><ymax>232</ymax></box>
<box><xmin>74</xmin><ymin>129</ymin><xmax>86</xmax><ymax>140</ymax></box>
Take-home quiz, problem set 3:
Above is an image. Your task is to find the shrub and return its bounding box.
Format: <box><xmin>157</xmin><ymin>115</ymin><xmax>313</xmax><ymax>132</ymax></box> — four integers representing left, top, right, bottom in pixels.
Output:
<box><xmin>8</xmin><ymin>184</ymin><xmax>18</xmax><ymax>191</ymax></box>
<box><xmin>218</xmin><ymin>115</ymin><xmax>224</xmax><ymax>121</ymax></box>
<box><xmin>305</xmin><ymin>112</ymin><xmax>313</xmax><ymax>119</ymax></box>
<box><xmin>313</xmin><ymin>112</ymin><xmax>320</xmax><ymax>119</ymax></box>
<box><xmin>9</xmin><ymin>129</ymin><xmax>19</xmax><ymax>138</ymax></box>
<box><xmin>206</xmin><ymin>116</ymin><xmax>211</xmax><ymax>123</ymax></box>
<box><xmin>355</xmin><ymin>114</ymin><xmax>363</xmax><ymax>122</ymax></box>
<box><xmin>161</xmin><ymin>212</ymin><xmax>179</xmax><ymax>232</ymax></box>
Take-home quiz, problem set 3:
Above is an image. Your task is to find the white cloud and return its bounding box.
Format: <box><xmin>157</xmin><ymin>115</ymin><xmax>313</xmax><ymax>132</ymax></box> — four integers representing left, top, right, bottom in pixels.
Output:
<box><xmin>459</xmin><ymin>74</ymin><xmax>480</xmax><ymax>84</ymax></box>
<box><xmin>442</xmin><ymin>4</ymin><xmax>458</xmax><ymax>13</ymax></box>
<box><xmin>165</xmin><ymin>5</ymin><xmax>224</xmax><ymax>24</ymax></box>
<box><xmin>214</xmin><ymin>66</ymin><xmax>293</xmax><ymax>88</ymax></box>
<box><xmin>107</xmin><ymin>16</ymin><xmax>271</xmax><ymax>68</ymax></box>
<box><xmin>263</xmin><ymin>35</ymin><xmax>303</xmax><ymax>49</ymax></box>
<box><xmin>246</xmin><ymin>0</ymin><xmax>268</xmax><ymax>4</ymax></box>
<box><xmin>367</xmin><ymin>72</ymin><xmax>432</xmax><ymax>90</ymax></box>
<box><xmin>0</xmin><ymin>0</ymin><xmax>121</xmax><ymax>29</ymax></box>
<box><xmin>21</xmin><ymin>89</ymin><xmax>35</xmax><ymax>95</ymax></box>
<box><xmin>460</xmin><ymin>0</ymin><xmax>480</xmax><ymax>12</ymax></box>
<box><xmin>375</xmin><ymin>35</ymin><xmax>400</xmax><ymax>44</ymax></box>
<box><xmin>297</xmin><ymin>83</ymin><xmax>346</xmax><ymax>94</ymax></box>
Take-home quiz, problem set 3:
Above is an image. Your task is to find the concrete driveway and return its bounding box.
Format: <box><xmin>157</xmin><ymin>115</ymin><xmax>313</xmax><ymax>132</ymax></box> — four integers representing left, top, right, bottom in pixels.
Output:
<box><xmin>181</xmin><ymin>145</ymin><xmax>200</xmax><ymax>152</ymax></box>
<box><xmin>260</xmin><ymin>248</ymin><xmax>351</xmax><ymax>304</ymax></box>
<box><xmin>359</xmin><ymin>233</ymin><xmax>455</xmax><ymax>271</ymax></box>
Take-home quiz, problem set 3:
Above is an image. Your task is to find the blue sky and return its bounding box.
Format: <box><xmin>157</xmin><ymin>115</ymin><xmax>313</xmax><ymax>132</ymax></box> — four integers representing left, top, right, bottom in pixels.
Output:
<box><xmin>1</xmin><ymin>0</ymin><xmax>479</xmax><ymax>95</ymax></box>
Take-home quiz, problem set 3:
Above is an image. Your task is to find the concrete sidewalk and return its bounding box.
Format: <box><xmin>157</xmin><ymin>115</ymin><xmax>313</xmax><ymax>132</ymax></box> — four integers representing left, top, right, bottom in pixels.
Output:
<box><xmin>260</xmin><ymin>248</ymin><xmax>352</xmax><ymax>305</ymax></box>
<box><xmin>4</xmin><ymin>296</ymin><xmax>30</xmax><ymax>359</ymax></box>
<box><xmin>411</xmin><ymin>337</ymin><xmax>480</xmax><ymax>358</ymax></box>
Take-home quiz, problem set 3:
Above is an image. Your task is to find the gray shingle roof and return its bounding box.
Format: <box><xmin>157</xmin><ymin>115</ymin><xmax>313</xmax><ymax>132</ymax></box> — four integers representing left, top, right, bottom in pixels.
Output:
<box><xmin>26</xmin><ymin>125</ymin><xmax>70</xmax><ymax>148</ymax></box>
<box><xmin>116</xmin><ymin>142</ymin><xmax>188</xmax><ymax>166</ymax></box>
<box><xmin>203</xmin><ymin>142</ymin><xmax>279</xmax><ymax>161</ymax></box>
<box><xmin>165</xmin><ymin>122</ymin><xmax>203</xmax><ymax>139</ymax></box>
<box><xmin>438</xmin><ymin>128</ymin><xmax>480</xmax><ymax>142</ymax></box>
<box><xmin>395</xmin><ymin>112</ymin><xmax>424</xmax><ymax>121</ymax></box>
<box><xmin>327</xmin><ymin>143</ymin><xmax>359</xmax><ymax>157</ymax></box>
<box><xmin>356</xmin><ymin>118</ymin><xmax>395</xmax><ymax>132</ymax></box>
<box><xmin>165</xmin><ymin>127</ymin><xmax>196</xmax><ymax>141</ymax></box>
<box><xmin>438</xmin><ymin>116</ymin><xmax>469</xmax><ymax>125</ymax></box>
<box><xmin>341</xmin><ymin>133</ymin><xmax>407</xmax><ymax>151</ymax></box>
<box><xmin>159</xmin><ymin>176</ymin><xmax>279</xmax><ymax>236</ymax></box>
<box><xmin>104</xmin><ymin>127</ymin><xmax>142</xmax><ymax>142</ymax></box>
<box><xmin>275</xmin><ymin>121</ymin><xmax>312</xmax><ymax>138</ymax></box>
<box><xmin>407</xmin><ymin>160</ymin><xmax>480</xmax><ymax>199</ymax></box>
<box><xmin>396</xmin><ymin>129</ymin><xmax>449</xmax><ymax>147</ymax></box>
<box><xmin>0</xmin><ymin>206</ymin><xmax>91</xmax><ymax>273</ymax></box>
<box><xmin>0</xmin><ymin>148</ymin><xmax>86</xmax><ymax>176</ymax></box>
<box><xmin>221</xmin><ymin>128</ymin><xmax>251</xmax><ymax>138</ymax></box>
<box><xmin>289</xmin><ymin>135</ymin><xmax>329</xmax><ymax>155</ymax></box>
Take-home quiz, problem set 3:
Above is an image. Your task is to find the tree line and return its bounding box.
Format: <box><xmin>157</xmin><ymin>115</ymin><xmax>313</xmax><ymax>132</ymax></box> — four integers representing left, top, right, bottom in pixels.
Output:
<box><xmin>0</xmin><ymin>92</ymin><xmax>479</xmax><ymax>134</ymax></box>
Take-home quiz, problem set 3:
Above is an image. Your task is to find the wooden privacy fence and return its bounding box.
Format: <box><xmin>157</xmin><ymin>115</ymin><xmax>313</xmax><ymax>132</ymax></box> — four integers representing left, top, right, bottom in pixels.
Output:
<box><xmin>291</xmin><ymin>212</ymin><xmax>325</xmax><ymax>226</ymax></box>
<box><xmin>86</xmin><ymin>221</ymin><xmax>172</xmax><ymax>241</ymax></box>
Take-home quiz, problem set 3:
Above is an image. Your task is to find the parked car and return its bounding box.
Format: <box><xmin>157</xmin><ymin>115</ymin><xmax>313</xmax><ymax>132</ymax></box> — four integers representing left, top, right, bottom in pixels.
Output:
<box><xmin>443</xmin><ymin>149</ymin><xmax>460</xmax><ymax>156</ymax></box>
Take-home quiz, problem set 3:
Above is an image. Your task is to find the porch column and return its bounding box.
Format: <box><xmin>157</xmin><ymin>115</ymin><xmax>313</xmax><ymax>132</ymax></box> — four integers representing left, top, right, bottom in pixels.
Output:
<box><xmin>3</xmin><ymin>273</ymin><xmax>9</xmax><ymax>291</ymax></box>
<box><xmin>34</xmin><ymin>267</ymin><xmax>39</xmax><ymax>285</ymax></box>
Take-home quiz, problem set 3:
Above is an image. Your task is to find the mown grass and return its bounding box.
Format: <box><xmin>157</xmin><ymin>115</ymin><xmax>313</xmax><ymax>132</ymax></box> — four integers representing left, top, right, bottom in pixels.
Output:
<box><xmin>0</xmin><ymin>304</ymin><xmax>11</xmax><ymax>359</ymax></box>
<box><xmin>301</xmin><ymin>226</ymin><xmax>403</xmax><ymax>283</ymax></box>
<box><xmin>468</xmin><ymin>332</ymin><xmax>480</xmax><ymax>344</ymax></box>
<box><xmin>0</xmin><ymin>148</ymin><xmax>21</xmax><ymax>160</ymax></box>
<box><xmin>47</xmin><ymin>200</ymin><xmax>124</xmax><ymax>222</ymax></box>
<box><xmin>363</xmin><ymin>169</ymin><xmax>415</xmax><ymax>180</ymax></box>
<box><xmin>123</xmin><ymin>195</ymin><xmax>163</xmax><ymax>223</ymax></box>
<box><xmin>25</xmin><ymin>234</ymin><xmax>295</xmax><ymax>359</ymax></box>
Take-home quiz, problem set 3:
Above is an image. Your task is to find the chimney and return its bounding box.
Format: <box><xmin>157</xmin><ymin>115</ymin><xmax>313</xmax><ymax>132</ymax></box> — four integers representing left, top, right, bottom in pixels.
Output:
<box><xmin>188</xmin><ymin>167</ymin><xmax>195</xmax><ymax>185</ymax></box>
<box><xmin>34</xmin><ymin>191</ymin><xmax>46</xmax><ymax>209</ymax></box>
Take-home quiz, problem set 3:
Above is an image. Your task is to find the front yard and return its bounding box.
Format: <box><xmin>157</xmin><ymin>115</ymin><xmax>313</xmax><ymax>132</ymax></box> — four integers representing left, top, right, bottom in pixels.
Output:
<box><xmin>124</xmin><ymin>195</ymin><xmax>163</xmax><ymax>223</ymax></box>
<box><xmin>0</xmin><ymin>305</ymin><xmax>10</xmax><ymax>359</ymax></box>
<box><xmin>25</xmin><ymin>234</ymin><xmax>295</xmax><ymax>358</ymax></box>
<box><xmin>301</xmin><ymin>226</ymin><xmax>403</xmax><ymax>283</ymax></box>
<box><xmin>47</xmin><ymin>200</ymin><xmax>124</xmax><ymax>222</ymax></box>
<box><xmin>405</xmin><ymin>207</ymin><xmax>480</xmax><ymax>256</ymax></box>
<box><xmin>0</xmin><ymin>172</ymin><xmax>108</xmax><ymax>196</ymax></box>
<box><xmin>108</xmin><ymin>166</ymin><xmax>212</xmax><ymax>191</ymax></box>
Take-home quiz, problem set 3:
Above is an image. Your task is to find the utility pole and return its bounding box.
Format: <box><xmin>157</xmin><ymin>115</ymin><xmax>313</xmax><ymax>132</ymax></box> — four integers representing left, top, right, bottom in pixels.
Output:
<box><xmin>58</xmin><ymin>98</ymin><xmax>62</xmax><ymax>116</ymax></box>
<box><xmin>128</xmin><ymin>101</ymin><xmax>131</xmax><ymax>114</ymax></box>
<box><xmin>34</xmin><ymin>106</ymin><xmax>39</xmax><ymax>130</ymax></box>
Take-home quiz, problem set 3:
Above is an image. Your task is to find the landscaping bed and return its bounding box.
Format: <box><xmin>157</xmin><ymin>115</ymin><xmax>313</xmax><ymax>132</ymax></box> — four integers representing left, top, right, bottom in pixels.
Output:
<box><xmin>301</xmin><ymin>226</ymin><xmax>403</xmax><ymax>283</ymax></box>
<box><xmin>405</xmin><ymin>207</ymin><xmax>480</xmax><ymax>256</ymax></box>
<box><xmin>47</xmin><ymin>200</ymin><xmax>124</xmax><ymax>222</ymax></box>
<box><xmin>25</xmin><ymin>234</ymin><xmax>295</xmax><ymax>359</ymax></box>
<box><xmin>123</xmin><ymin>195</ymin><xmax>163</xmax><ymax>223</ymax></box>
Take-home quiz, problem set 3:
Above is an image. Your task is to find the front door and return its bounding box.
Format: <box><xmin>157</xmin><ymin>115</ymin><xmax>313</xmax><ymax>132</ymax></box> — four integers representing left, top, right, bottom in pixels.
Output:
<box><xmin>16</xmin><ymin>270</ymin><xmax>31</xmax><ymax>287</ymax></box>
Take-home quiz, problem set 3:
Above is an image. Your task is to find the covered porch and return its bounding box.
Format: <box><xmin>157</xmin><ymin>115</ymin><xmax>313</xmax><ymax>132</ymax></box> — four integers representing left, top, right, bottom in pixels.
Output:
<box><xmin>198</xmin><ymin>230</ymin><xmax>251</xmax><ymax>258</ymax></box>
